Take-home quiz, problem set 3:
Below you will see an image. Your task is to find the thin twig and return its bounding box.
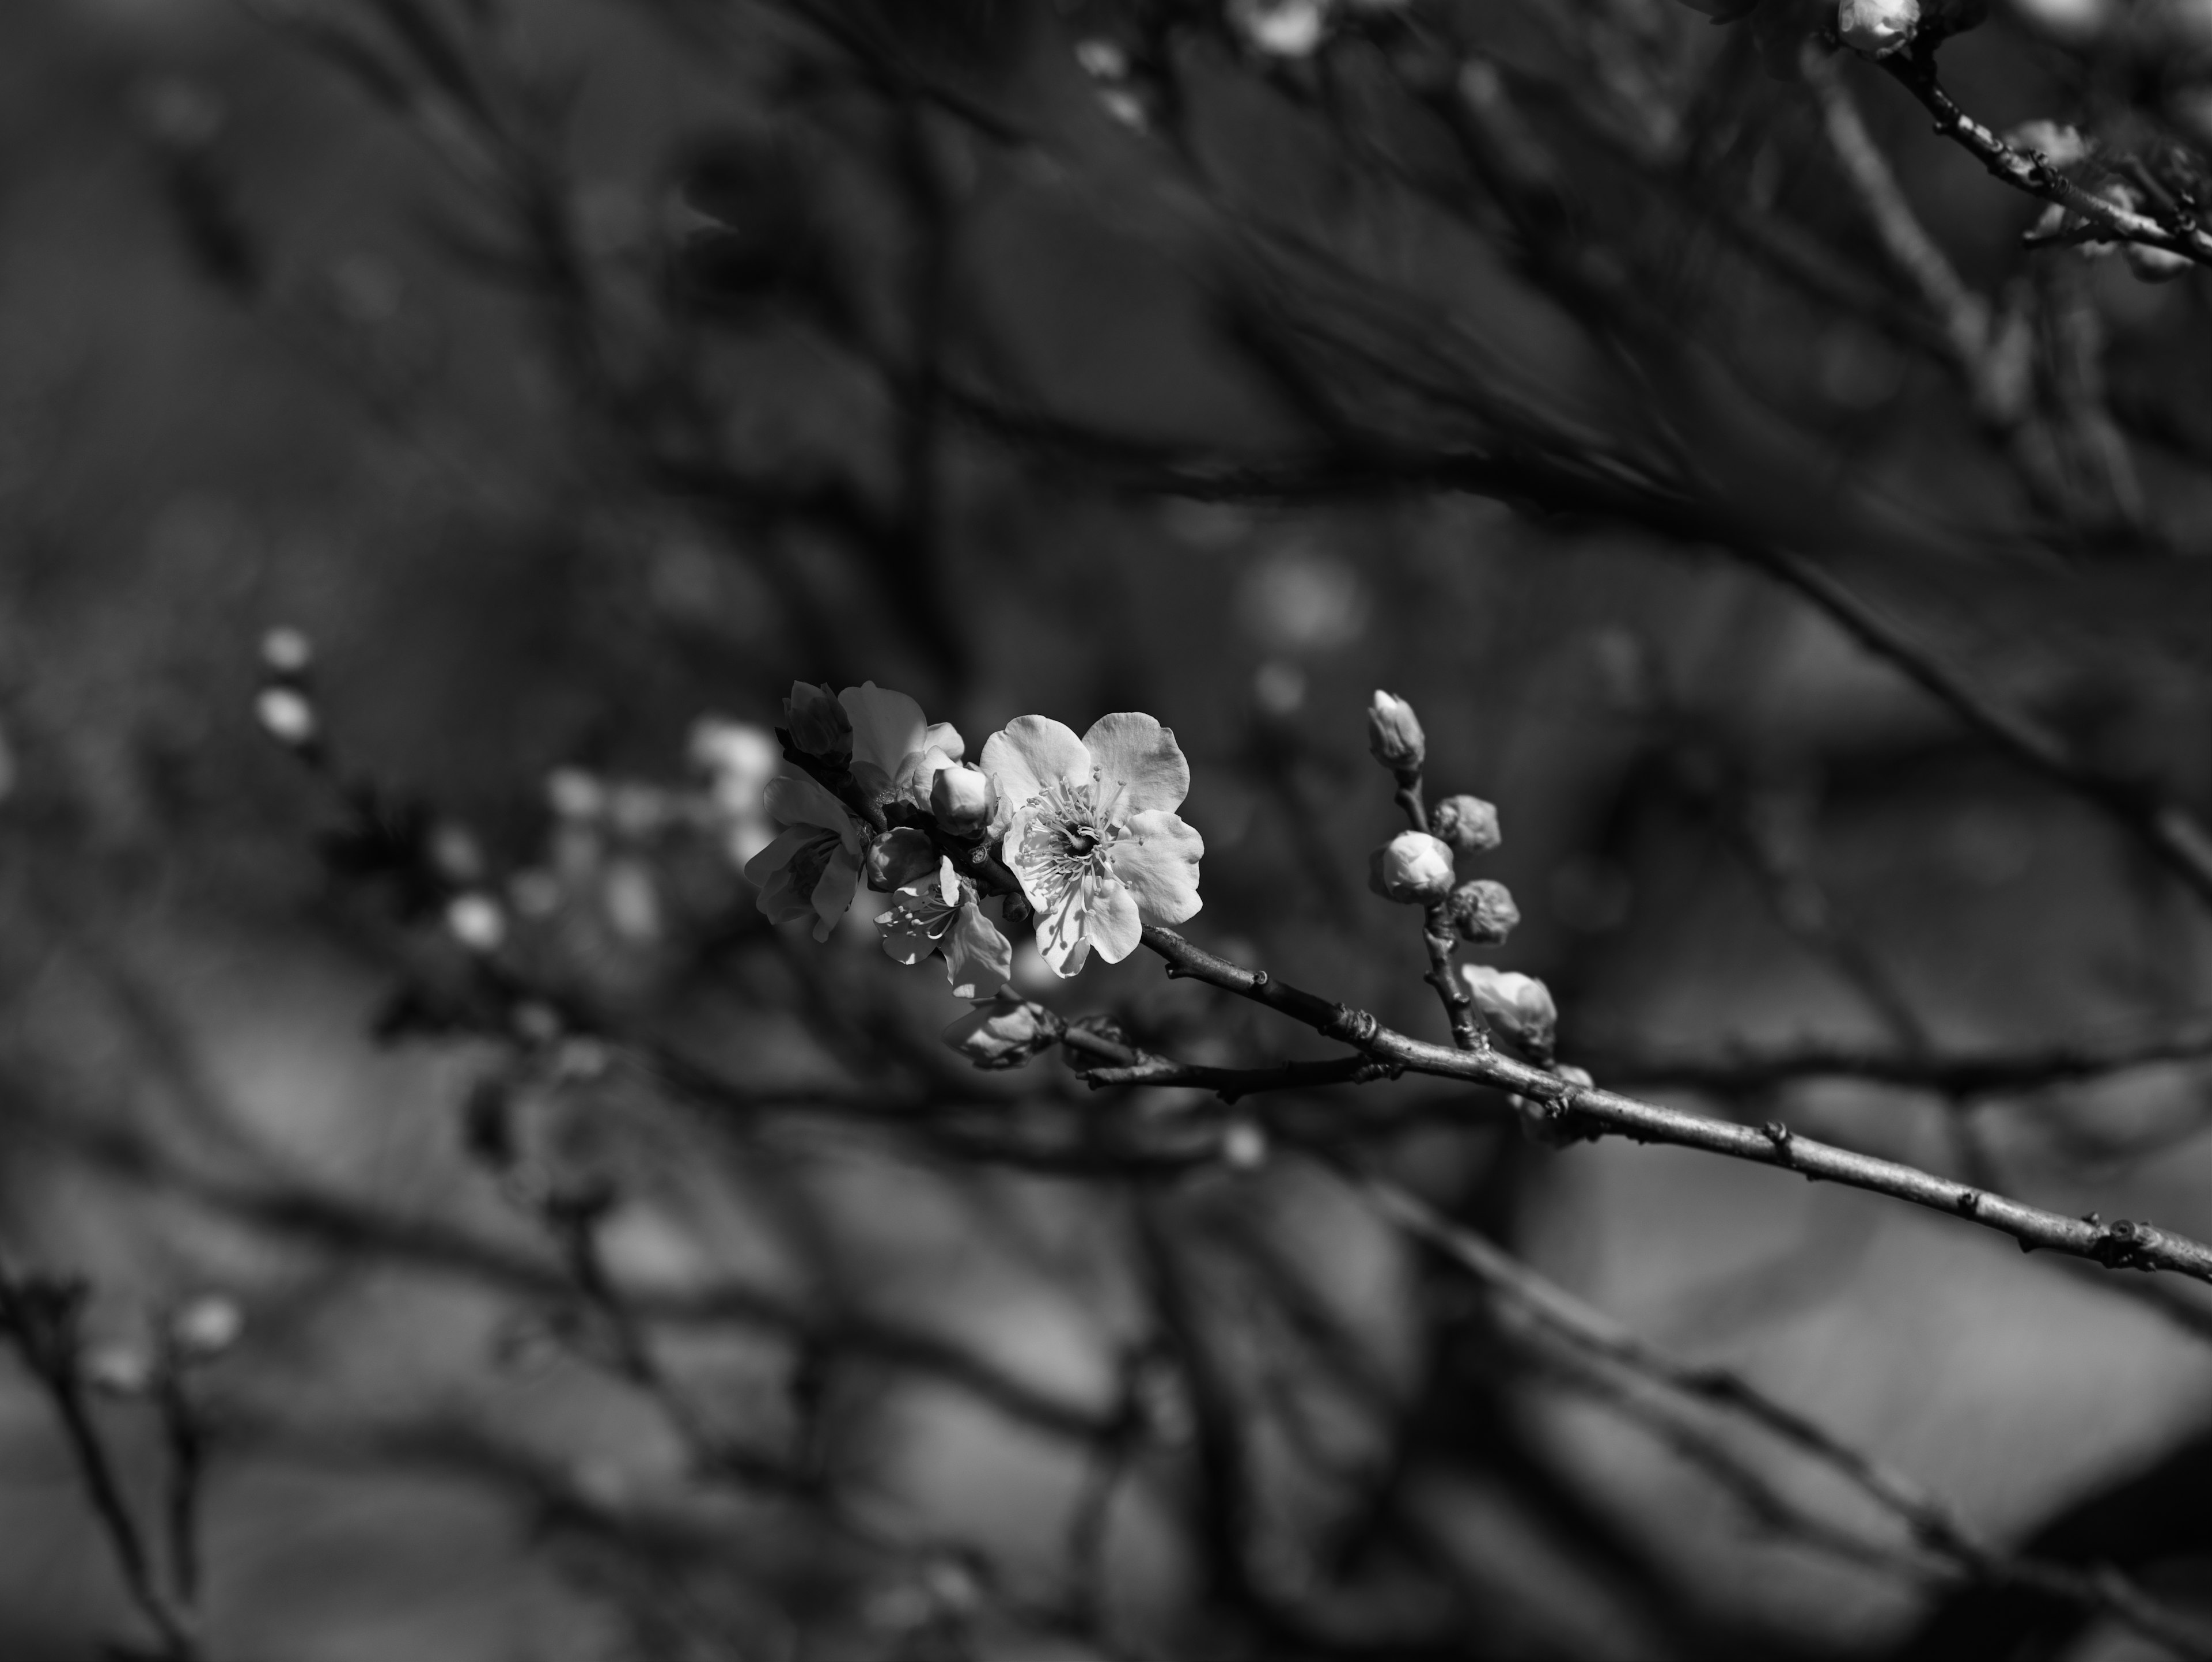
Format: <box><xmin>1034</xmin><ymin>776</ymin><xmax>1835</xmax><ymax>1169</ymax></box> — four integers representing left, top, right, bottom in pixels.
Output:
<box><xmin>1342</xmin><ymin>1163</ymin><xmax>2212</xmax><ymax>1662</ymax></box>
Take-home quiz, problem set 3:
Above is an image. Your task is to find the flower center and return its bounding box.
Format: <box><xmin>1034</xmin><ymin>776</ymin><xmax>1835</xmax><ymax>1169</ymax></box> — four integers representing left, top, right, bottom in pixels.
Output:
<box><xmin>1018</xmin><ymin>778</ymin><xmax>1117</xmax><ymax>893</ymax></box>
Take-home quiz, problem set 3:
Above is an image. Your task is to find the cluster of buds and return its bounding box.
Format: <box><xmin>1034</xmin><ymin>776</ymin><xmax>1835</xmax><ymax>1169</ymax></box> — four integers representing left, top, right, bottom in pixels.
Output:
<box><xmin>253</xmin><ymin>626</ymin><xmax>320</xmax><ymax>754</ymax></box>
<box><xmin>1363</xmin><ymin>692</ymin><xmax>1520</xmax><ymax>947</ymax></box>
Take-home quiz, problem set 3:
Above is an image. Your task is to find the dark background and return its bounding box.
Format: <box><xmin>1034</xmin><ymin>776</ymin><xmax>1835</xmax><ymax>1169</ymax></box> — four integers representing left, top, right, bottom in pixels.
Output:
<box><xmin>5</xmin><ymin>0</ymin><xmax>2212</xmax><ymax>1657</ymax></box>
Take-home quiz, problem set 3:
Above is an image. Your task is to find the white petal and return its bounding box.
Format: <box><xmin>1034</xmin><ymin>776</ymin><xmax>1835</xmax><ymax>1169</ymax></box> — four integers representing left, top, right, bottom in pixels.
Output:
<box><xmin>980</xmin><ymin>717</ymin><xmax>1090</xmax><ymax>814</ymax></box>
<box><xmin>1086</xmin><ymin>877</ymin><xmax>1143</xmax><ymax>963</ymax></box>
<box><xmin>1109</xmin><ymin>811</ymin><xmax>1204</xmax><ymax>925</ymax></box>
<box><xmin>942</xmin><ymin>903</ymin><xmax>1014</xmax><ymax>999</ymax></box>
<box><xmin>1082</xmin><ymin>712</ymin><xmax>1190</xmax><ymax>816</ymax></box>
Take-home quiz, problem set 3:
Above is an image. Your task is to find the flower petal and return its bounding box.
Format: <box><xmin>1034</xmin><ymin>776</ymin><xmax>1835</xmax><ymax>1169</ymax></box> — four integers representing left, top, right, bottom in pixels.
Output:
<box><xmin>942</xmin><ymin>902</ymin><xmax>1014</xmax><ymax>999</ymax></box>
<box><xmin>1086</xmin><ymin>877</ymin><xmax>1143</xmax><ymax>963</ymax></box>
<box><xmin>876</xmin><ymin>894</ymin><xmax>948</xmax><ymax>966</ymax></box>
<box><xmin>1081</xmin><ymin>713</ymin><xmax>1190</xmax><ymax>816</ymax></box>
<box><xmin>980</xmin><ymin>717</ymin><xmax>1090</xmax><ymax>816</ymax></box>
<box><xmin>1110</xmin><ymin>811</ymin><xmax>1204</xmax><ymax>925</ymax></box>
<box><xmin>923</xmin><ymin>721</ymin><xmax>965</xmax><ymax>762</ymax></box>
<box><xmin>763</xmin><ymin>773</ymin><xmax>859</xmax><ymax>844</ymax></box>
<box><xmin>809</xmin><ymin>849</ymin><xmax>859</xmax><ymax>942</ymax></box>
<box><xmin>1033</xmin><ymin>880</ymin><xmax>1093</xmax><ymax>977</ymax></box>
<box><xmin>742</xmin><ymin>824</ymin><xmax>813</xmax><ymax>887</ymax></box>
<box><xmin>840</xmin><ymin>683</ymin><xmax>928</xmax><ymax>781</ymax></box>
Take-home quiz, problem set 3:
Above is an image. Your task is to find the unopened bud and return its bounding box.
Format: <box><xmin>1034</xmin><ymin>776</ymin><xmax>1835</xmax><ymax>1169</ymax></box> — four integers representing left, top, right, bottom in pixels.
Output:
<box><xmin>942</xmin><ymin>985</ymin><xmax>1059</xmax><ymax>1070</ymax></box>
<box><xmin>1838</xmin><ymin>0</ymin><xmax>1919</xmax><ymax>55</ymax></box>
<box><xmin>546</xmin><ymin>767</ymin><xmax>606</xmax><ymax>821</ymax></box>
<box><xmin>1447</xmin><ymin>879</ymin><xmax>1520</xmax><ymax>944</ymax></box>
<box><xmin>2125</xmin><ymin>241</ymin><xmax>2193</xmax><ymax>283</ymax></box>
<box><xmin>1369</xmin><ymin>830</ymin><xmax>1456</xmax><ymax>904</ymax></box>
<box><xmin>255</xmin><ymin>685</ymin><xmax>317</xmax><ymax>748</ymax></box>
<box><xmin>783</xmin><ymin>682</ymin><xmax>853</xmax><ymax>761</ymax></box>
<box><xmin>1462</xmin><ymin>964</ymin><xmax>1557</xmax><ymax>1055</ymax></box>
<box><xmin>1431</xmin><ymin>794</ymin><xmax>1501</xmax><ymax>855</ymax></box>
<box><xmin>894</xmin><ymin>744</ymin><xmax>961</xmax><ymax>810</ymax></box>
<box><xmin>445</xmin><ymin>892</ymin><xmax>507</xmax><ymax>955</ymax></box>
<box><xmin>931</xmin><ymin>763</ymin><xmax>995</xmax><ymax>835</ymax></box>
<box><xmin>169</xmin><ymin>1295</ymin><xmax>243</xmax><ymax>1361</ymax></box>
<box><xmin>259</xmin><ymin>626</ymin><xmax>313</xmax><ymax>677</ymax></box>
<box><xmin>865</xmin><ymin>827</ymin><xmax>938</xmax><ymax>892</ymax></box>
<box><xmin>84</xmin><ymin>1343</ymin><xmax>154</xmax><ymax>1398</ymax></box>
<box><xmin>1221</xmin><ymin>1120</ymin><xmax>1268</xmax><ymax>1171</ymax></box>
<box><xmin>1366</xmin><ymin>690</ymin><xmax>1426</xmax><ymax>772</ymax></box>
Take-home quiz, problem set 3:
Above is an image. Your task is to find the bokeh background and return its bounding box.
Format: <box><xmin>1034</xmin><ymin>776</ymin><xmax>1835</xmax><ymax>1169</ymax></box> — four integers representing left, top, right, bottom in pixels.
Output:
<box><xmin>7</xmin><ymin>0</ymin><xmax>2212</xmax><ymax>1657</ymax></box>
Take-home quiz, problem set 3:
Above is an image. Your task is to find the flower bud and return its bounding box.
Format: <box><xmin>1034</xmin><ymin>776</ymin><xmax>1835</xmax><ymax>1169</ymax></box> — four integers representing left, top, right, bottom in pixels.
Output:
<box><xmin>1221</xmin><ymin>1120</ymin><xmax>1268</xmax><ymax>1171</ymax></box>
<box><xmin>1462</xmin><ymin>964</ymin><xmax>1557</xmax><ymax>1055</ymax></box>
<box><xmin>893</xmin><ymin>744</ymin><xmax>960</xmax><ymax>810</ymax></box>
<box><xmin>169</xmin><ymin>1294</ymin><xmax>244</xmax><ymax>1361</ymax></box>
<box><xmin>942</xmin><ymin>985</ymin><xmax>1060</xmax><ymax>1070</ymax></box>
<box><xmin>84</xmin><ymin>1343</ymin><xmax>154</xmax><ymax>1398</ymax></box>
<box><xmin>445</xmin><ymin>892</ymin><xmax>507</xmax><ymax>955</ymax></box>
<box><xmin>255</xmin><ymin>685</ymin><xmax>317</xmax><ymax>748</ymax></box>
<box><xmin>1366</xmin><ymin>690</ymin><xmax>1426</xmax><ymax>772</ymax></box>
<box><xmin>783</xmin><ymin>682</ymin><xmax>853</xmax><ymax>761</ymax></box>
<box><xmin>1838</xmin><ymin>0</ymin><xmax>1919</xmax><ymax>55</ymax></box>
<box><xmin>1369</xmin><ymin>831</ymin><xmax>1456</xmax><ymax>904</ymax></box>
<box><xmin>1430</xmin><ymin>794</ymin><xmax>1501</xmax><ymax>855</ymax></box>
<box><xmin>259</xmin><ymin>626</ymin><xmax>313</xmax><ymax>678</ymax></box>
<box><xmin>1446</xmin><ymin>879</ymin><xmax>1520</xmax><ymax>944</ymax></box>
<box><xmin>931</xmin><ymin>763</ymin><xmax>996</xmax><ymax>835</ymax></box>
<box><xmin>865</xmin><ymin>826</ymin><xmax>938</xmax><ymax>892</ymax></box>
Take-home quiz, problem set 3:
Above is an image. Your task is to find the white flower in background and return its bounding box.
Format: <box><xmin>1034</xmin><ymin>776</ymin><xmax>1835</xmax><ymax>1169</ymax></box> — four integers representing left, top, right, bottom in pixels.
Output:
<box><xmin>1229</xmin><ymin>0</ymin><xmax>1331</xmax><ymax>57</ymax></box>
<box><xmin>688</xmin><ymin>716</ymin><xmax>781</xmax><ymax>864</ymax></box>
<box><xmin>743</xmin><ymin>773</ymin><xmax>865</xmax><ymax>941</ymax></box>
<box><xmin>981</xmin><ymin>713</ymin><xmax>1204</xmax><ymax>976</ymax></box>
<box><xmin>877</xmin><ymin>857</ymin><xmax>1014</xmax><ymax>998</ymax></box>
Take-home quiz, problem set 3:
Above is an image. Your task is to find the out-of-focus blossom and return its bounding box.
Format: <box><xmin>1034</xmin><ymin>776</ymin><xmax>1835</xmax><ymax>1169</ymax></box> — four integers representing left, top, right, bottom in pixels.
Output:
<box><xmin>1369</xmin><ymin>830</ymin><xmax>1456</xmax><ymax>903</ymax></box>
<box><xmin>255</xmin><ymin>685</ymin><xmax>317</xmax><ymax>748</ymax></box>
<box><xmin>170</xmin><ymin>1294</ymin><xmax>244</xmax><ymax>1360</ymax></box>
<box><xmin>865</xmin><ymin>826</ymin><xmax>940</xmax><ymax>893</ymax></box>
<box><xmin>84</xmin><ymin>1343</ymin><xmax>153</xmax><ymax>1398</ymax></box>
<box><xmin>1838</xmin><ymin>0</ymin><xmax>1919</xmax><ymax>54</ymax></box>
<box><xmin>1229</xmin><ymin>0</ymin><xmax>1331</xmax><ymax>56</ymax></box>
<box><xmin>932</xmin><ymin>763</ymin><xmax>995</xmax><ymax>835</ymax></box>
<box><xmin>1366</xmin><ymin>690</ymin><xmax>1426</xmax><ymax>771</ymax></box>
<box><xmin>942</xmin><ymin>984</ymin><xmax>1061</xmax><ymax>1069</ymax></box>
<box><xmin>259</xmin><ymin>626</ymin><xmax>313</xmax><ymax>676</ymax></box>
<box><xmin>878</xmin><ymin>857</ymin><xmax>1015</xmax><ymax>998</ymax></box>
<box><xmin>2005</xmin><ymin>120</ymin><xmax>2092</xmax><ymax>168</ymax></box>
<box><xmin>744</xmin><ymin>773</ymin><xmax>864</xmax><ymax>941</ymax></box>
<box><xmin>690</xmin><ymin>716</ymin><xmax>781</xmax><ymax>864</ymax></box>
<box><xmin>1463</xmin><ymin>964</ymin><xmax>1558</xmax><ymax>1053</ymax></box>
<box><xmin>981</xmin><ymin>713</ymin><xmax>1204</xmax><ymax>976</ymax></box>
<box><xmin>445</xmin><ymin>891</ymin><xmax>507</xmax><ymax>954</ymax></box>
<box><xmin>1447</xmin><ymin>878</ymin><xmax>1520</xmax><ymax>944</ymax></box>
<box><xmin>783</xmin><ymin>682</ymin><xmax>853</xmax><ymax>761</ymax></box>
<box><xmin>1431</xmin><ymin>794</ymin><xmax>1501</xmax><ymax>855</ymax></box>
<box><xmin>2126</xmin><ymin>241</ymin><xmax>2194</xmax><ymax>282</ymax></box>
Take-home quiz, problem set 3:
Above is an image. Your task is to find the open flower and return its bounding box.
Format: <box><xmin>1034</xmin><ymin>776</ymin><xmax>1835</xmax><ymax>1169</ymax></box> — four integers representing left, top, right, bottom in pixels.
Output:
<box><xmin>877</xmin><ymin>857</ymin><xmax>1014</xmax><ymax>998</ymax></box>
<box><xmin>742</xmin><ymin>773</ymin><xmax>864</xmax><ymax>940</ymax></box>
<box><xmin>980</xmin><ymin>713</ymin><xmax>1204</xmax><ymax>976</ymax></box>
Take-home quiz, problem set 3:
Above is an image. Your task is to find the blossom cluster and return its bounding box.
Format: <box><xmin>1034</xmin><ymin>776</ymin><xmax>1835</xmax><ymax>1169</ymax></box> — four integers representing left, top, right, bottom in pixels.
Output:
<box><xmin>742</xmin><ymin>683</ymin><xmax>1205</xmax><ymax>996</ymax></box>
